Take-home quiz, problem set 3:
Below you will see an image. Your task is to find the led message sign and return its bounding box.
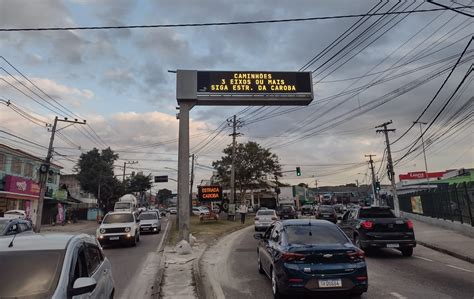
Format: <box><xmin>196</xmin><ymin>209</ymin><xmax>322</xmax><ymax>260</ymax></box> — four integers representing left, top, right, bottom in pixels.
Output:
<box><xmin>197</xmin><ymin>71</ymin><xmax>312</xmax><ymax>94</ymax></box>
<box><xmin>198</xmin><ymin>185</ymin><xmax>223</xmax><ymax>202</ymax></box>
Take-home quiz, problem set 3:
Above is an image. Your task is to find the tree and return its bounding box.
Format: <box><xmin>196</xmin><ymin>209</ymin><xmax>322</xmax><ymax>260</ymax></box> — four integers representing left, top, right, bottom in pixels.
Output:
<box><xmin>126</xmin><ymin>172</ymin><xmax>152</xmax><ymax>193</ymax></box>
<box><xmin>212</xmin><ymin>141</ymin><xmax>282</xmax><ymax>202</ymax></box>
<box><xmin>298</xmin><ymin>183</ymin><xmax>309</xmax><ymax>188</ymax></box>
<box><xmin>75</xmin><ymin>147</ymin><xmax>121</xmax><ymax>211</ymax></box>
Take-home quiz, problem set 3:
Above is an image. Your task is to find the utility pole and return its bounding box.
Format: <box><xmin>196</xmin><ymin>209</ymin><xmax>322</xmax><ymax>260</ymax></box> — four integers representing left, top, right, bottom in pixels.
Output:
<box><xmin>376</xmin><ymin>121</ymin><xmax>400</xmax><ymax>216</ymax></box>
<box><xmin>228</xmin><ymin>115</ymin><xmax>242</xmax><ymax>205</ymax></box>
<box><xmin>365</xmin><ymin>154</ymin><xmax>378</xmax><ymax>206</ymax></box>
<box><xmin>35</xmin><ymin>117</ymin><xmax>86</xmax><ymax>232</ymax></box>
<box><xmin>189</xmin><ymin>153</ymin><xmax>195</xmax><ymax>215</ymax></box>
<box><xmin>123</xmin><ymin>161</ymin><xmax>138</xmax><ymax>181</ymax></box>
<box><xmin>414</xmin><ymin>121</ymin><xmax>429</xmax><ymax>185</ymax></box>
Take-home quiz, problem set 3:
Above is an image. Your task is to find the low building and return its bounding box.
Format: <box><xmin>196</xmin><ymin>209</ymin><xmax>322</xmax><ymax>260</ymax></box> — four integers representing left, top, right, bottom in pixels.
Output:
<box><xmin>0</xmin><ymin>144</ymin><xmax>62</xmax><ymax>225</ymax></box>
<box><xmin>59</xmin><ymin>174</ymin><xmax>97</xmax><ymax>206</ymax></box>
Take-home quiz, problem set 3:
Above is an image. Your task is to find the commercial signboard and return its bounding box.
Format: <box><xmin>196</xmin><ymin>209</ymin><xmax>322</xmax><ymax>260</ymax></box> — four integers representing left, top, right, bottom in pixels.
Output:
<box><xmin>198</xmin><ymin>185</ymin><xmax>223</xmax><ymax>202</ymax></box>
<box><xmin>4</xmin><ymin>175</ymin><xmax>41</xmax><ymax>197</ymax></box>
<box><xmin>177</xmin><ymin>70</ymin><xmax>313</xmax><ymax>106</ymax></box>
<box><xmin>399</xmin><ymin>171</ymin><xmax>446</xmax><ymax>181</ymax></box>
<box><xmin>154</xmin><ymin>175</ymin><xmax>169</xmax><ymax>183</ymax></box>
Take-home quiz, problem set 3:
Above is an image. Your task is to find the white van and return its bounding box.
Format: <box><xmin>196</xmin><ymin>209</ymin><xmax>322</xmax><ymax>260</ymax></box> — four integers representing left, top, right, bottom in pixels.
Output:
<box><xmin>114</xmin><ymin>194</ymin><xmax>138</xmax><ymax>212</ymax></box>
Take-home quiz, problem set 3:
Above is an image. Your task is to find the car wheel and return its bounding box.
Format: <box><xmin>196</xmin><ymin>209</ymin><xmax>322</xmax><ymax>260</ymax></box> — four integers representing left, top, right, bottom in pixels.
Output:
<box><xmin>354</xmin><ymin>235</ymin><xmax>365</xmax><ymax>250</ymax></box>
<box><xmin>401</xmin><ymin>248</ymin><xmax>413</xmax><ymax>257</ymax></box>
<box><xmin>110</xmin><ymin>288</ymin><xmax>115</xmax><ymax>299</ymax></box>
<box><xmin>351</xmin><ymin>290</ymin><xmax>365</xmax><ymax>297</ymax></box>
<box><xmin>131</xmin><ymin>235</ymin><xmax>137</xmax><ymax>247</ymax></box>
<box><xmin>271</xmin><ymin>268</ymin><xmax>286</xmax><ymax>299</ymax></box>
<box><xmin>137</xmin><ymin>232</ymin><xmax>140</xmax><ymax>242</ymax></box>
<box><xmin>257</xmin><ymin>252</ymin><xmax>264</xmax><ymax>274</ymax></box>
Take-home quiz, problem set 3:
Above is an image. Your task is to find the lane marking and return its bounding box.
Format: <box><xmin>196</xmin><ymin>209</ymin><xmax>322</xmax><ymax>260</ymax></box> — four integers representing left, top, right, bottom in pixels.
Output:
<box><xmin>413</xmin><ymin>255</ymin><xmax>433</xmax><ymax>262</ymax></box>
<box><xmin>390</xmin><ymin>292</ymin><xmax>407</xmax><ymax>299</ymax></box>
<box><xmin>446</xmin><ymin>264</ymin><xmax>473</xmax><ymax>273</ymax></box>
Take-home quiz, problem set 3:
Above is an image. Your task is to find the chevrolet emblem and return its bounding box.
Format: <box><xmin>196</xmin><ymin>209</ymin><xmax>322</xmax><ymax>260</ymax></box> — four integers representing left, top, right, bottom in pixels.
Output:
<box><xmin>323</xmin><ymin>254</ymin><xmax>333</xmax><ymax>258</ymax></box>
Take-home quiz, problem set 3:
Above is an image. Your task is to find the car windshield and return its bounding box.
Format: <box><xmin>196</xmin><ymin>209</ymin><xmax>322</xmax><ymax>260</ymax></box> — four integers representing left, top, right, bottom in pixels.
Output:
<box><xmin>257</xmin><ymin>211</ymin><xmax>275</xmax><ymax>216</ymax></box>
<box><xmin>0</xmin><ymin>250</ymin><xmax>64</xmax><ymax>298</ymax></box>
<box><xmin>281</xmin><ymin>207</ymin><xmax>292</xmax><ymax>211</ymax></box>
<box><xmin>359</xmin><ymin>209</ymin><xmax>395</xmax><ymax>218</ymax></box>
<box><xmin>115</xmin><ymin>202</ymin><xmax>131</xmax><ymax>209</ymax></box>
<box><xmin>319</xmin><ymin>206</ymin><xmax>334</xmax><ymax>213</ymax></box>
<box><xmin>139</xmin><ymin>213</ymin><xmax>157</xmax><ymax>220</ymax></box>
<box><xmin>103</xmin><ymin>213</ymin><xmax>134</xmax><ymax>223</ymax></box>
<box><xmin>285</xmin><ymin>225</ymin><xmax>348</xmax><ymax>245</ymax></box>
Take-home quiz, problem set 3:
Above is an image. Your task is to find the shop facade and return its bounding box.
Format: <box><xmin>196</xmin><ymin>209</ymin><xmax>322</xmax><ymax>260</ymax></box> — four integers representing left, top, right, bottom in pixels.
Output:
<box><xmin>0</xmin><ymin>144</ymin><xmax>62</xmax><ymax>225</ymax></box>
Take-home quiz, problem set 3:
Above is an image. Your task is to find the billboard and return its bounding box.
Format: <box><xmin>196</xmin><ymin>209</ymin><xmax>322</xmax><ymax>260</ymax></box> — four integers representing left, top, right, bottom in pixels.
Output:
<box><xmin>177</xmin><ymin>70</ymin><xmax>313</xmax><ymax>106</ymax></box>
<box><xmin>198</xmin><ymin>186</ymin><xmax>223</xmax><ymax>202</ymax></box>
<box><xmin>4</xmin><ymin>175</ymin><xmax>40</xmax><ymax>197</ymax></box>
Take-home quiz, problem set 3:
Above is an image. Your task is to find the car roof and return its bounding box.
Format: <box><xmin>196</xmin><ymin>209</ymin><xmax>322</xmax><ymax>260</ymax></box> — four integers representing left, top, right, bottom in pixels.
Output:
<box><xmin>257</xmin><ymin>209</ymin><xmax>275</xmax><ymax>213</ymax></box>
<box><xmin>360</xmin><ymin>206</ymin><xmax>391</xmax><ymax>210</ymax></box>
<box><xmin>0</xmin><ymin>218</ymin><xmax>29</xmax><ymax>224</ymax></box>
<box><xmin>281</xmin><ymin>219</ymin><xmax>337</xmax><ymax>227</ymax></box>
<box><xmin>106</xmin><ymin>211</ymin><xmax>134</xmax><ymax>215</ymax></box>
<box><xmin>0</xmin><ymin>233</ymin><xmax>94</xmax><ymax>251</ymax></box>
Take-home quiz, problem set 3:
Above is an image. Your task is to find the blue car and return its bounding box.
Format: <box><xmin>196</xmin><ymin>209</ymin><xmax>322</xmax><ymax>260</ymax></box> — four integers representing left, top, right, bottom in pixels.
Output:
<box><xmin>254</xmin><ymin>219</ymin><xmax>368</xmax><ymax>298</ymax></box>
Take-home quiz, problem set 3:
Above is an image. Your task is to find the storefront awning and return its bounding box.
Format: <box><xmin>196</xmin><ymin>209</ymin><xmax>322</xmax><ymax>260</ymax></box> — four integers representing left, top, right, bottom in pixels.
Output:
<box><xmin>0</xmin><ymin>191</ymin><xmax>53</xmax><ymax>201</ymax></box>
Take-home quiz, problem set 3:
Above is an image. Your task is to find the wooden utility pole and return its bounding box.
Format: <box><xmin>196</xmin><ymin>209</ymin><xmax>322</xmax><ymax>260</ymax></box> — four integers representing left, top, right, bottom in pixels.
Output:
<box><xmin>376</xmin><ymin>121</ymin><xmax>399</xmax><ymax>216</ymax></box>
<box><xmin>365</xmin><ymin>154</ymin><xmax>378</xmax><ymax>206</ymax></box>
<box><xmin>123</xmin><ymin>161</ymin><xmax>138</xmax><ymax>181</ymax></box>
<box><xmin>228</xmin><ymin>115</ymin><xmax>242</xmax><ymax>204</ymax></box>
<box><xmin>35</xmin><ymin>117</ymin><xmax>86</xmax><ymax>232</ymax></box>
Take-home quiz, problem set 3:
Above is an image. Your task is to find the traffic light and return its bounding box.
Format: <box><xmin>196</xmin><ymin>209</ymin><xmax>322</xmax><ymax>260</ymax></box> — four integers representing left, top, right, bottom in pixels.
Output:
<box><xmin>375</xmin><ymin>181</ymin><xmax>381</xmax><ymax>191</ymax></box>
<box><xmin>296</xmin><ymin>167</ymin><xmax>301</xmax><ymax>176</ymax></box>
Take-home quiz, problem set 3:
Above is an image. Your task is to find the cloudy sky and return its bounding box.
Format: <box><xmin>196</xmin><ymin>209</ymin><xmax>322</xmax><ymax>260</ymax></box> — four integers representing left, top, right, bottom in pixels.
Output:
<box><xmin>0</xmin><ymin>0</ymin><xmax>472</xmax><ymax>192</ymax></box>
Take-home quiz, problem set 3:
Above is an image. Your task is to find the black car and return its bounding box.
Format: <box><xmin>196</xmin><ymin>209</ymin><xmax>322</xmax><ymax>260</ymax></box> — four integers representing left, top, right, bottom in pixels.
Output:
<box><xmin>338</xmin><ymin>206</ymin><xmax>416</xmax><ymax>256</ymax></box>
<box><xmin>254</xmin><ymin>219</ymin><xmax>368</xmax><ymax>298</ymax></box>
<box><xmin>315</xmin><ymin>205</ymin><xmax>338</xmax><ymax>223</ymax></box>
<box><xmin>278</xmin><ymin>206</ymin><xmax>297</xmax><ymax>219</ymax></box>
<box><xmin>301</xmin><ymin>205</ymin><xmax>314</xmax><ymax>216</ymax></box>
<box><xmin>0</xmin><ymin>218</ymin><xmax>33</xmax><ymax>236</ymax></box>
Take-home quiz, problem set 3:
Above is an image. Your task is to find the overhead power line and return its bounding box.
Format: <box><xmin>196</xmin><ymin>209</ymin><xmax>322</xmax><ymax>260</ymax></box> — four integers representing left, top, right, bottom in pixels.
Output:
<box><xmin>0</xmin><ymin>6</ymin><xmax>472</xmax><ymax>32</ymax></box>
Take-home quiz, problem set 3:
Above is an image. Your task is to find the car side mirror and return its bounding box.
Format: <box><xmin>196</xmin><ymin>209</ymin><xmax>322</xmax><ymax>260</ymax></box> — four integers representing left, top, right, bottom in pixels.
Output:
<box><xmin>71</xmin><ymin>277</ymin><xmax>97</xmax><ymax>296</ymax></box>
<box><xmin>253</xmin><ymin>233</ymin><xmax>263</xmax><ymax>240</ymax></box>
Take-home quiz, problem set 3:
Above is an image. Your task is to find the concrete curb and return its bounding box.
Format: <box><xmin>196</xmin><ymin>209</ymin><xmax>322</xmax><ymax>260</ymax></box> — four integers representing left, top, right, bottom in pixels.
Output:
<box><xmin>193</xmin><ymin>225</ymin><xmax>253</xmax><ymax>299</ymax></box>
<box><xmin>152</xmin><ymin>219</ymin><xmax>172</xmax><ymax>299</ymax></box>
<box><xmin>418</xmin><ymin>241</ymin><xmax>474</xmax><ymax>264</ymax></box>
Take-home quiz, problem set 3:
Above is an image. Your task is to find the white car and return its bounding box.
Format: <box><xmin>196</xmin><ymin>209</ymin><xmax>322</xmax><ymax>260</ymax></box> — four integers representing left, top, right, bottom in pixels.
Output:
<box><xmin>254</xmin><ymin>209</ymin><xmax>278</xmax><ymax>231</ymax></box>
<box><xmin>168</xmin><ymin>207</ymin><xmax>177</xmax><ymax>214</ymax></box>
<box><xmin>138</xmin><ymin>211</ymin><xmax>161</xmax><ymax>233</ymax></box>
<box><xmin>192</xmin><ymin>207</ymin><xmax>210</xmax><ymax>216</ymax></box>
<box><xmin>3</xmin><ymin>209</ymin><xmax>27</xmax><ymax>219</ymax></box>
<box><xmin>97</xmin><ymin>212</ymin><xmax>141</xmax><ymax>247</ymax></box>
<box><xmin>0</xmin><ymin>233</ymin><xmax>115</xmax><ymax>298</ymax></box>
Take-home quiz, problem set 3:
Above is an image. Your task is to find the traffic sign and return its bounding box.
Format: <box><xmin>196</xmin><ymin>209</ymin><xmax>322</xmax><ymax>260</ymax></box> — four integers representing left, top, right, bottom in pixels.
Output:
<box><xmin>154</xmin><ymin>175</ymin><xmax>168</xmax><ymax>183</ymax></box>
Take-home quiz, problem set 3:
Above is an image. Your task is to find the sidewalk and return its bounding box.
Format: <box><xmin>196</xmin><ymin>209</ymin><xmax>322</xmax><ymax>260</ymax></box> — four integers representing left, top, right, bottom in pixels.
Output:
<box><xmin>412</xmin><ymin>219</ymin><xmax>474</xmax><ymax>264</ymax></box>
<box><xmin>41</xmin><ymin>220</ymin><xmax>98</xmax><ymax>233</ymax></box>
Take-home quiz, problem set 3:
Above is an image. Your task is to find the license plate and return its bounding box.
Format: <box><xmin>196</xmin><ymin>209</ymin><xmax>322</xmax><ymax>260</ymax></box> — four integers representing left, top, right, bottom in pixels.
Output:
<box><xmin>387</xmin><ymin>243</ymin><xmax>399</xmax><ymax>248</ymax></box>
<box><xmin>109</xmin><ymin>236</ymin><xmax>119</xmax><ymax>241</ymax></box>
<box><xmin>142</xmin><ymin>227</ymin><xmax>149</xmax><ymax>230</ymax></box>
<box><xmin>318</xmin><ymin>279</ymin><xmax>342</xmax><ymax>288</ymax></box>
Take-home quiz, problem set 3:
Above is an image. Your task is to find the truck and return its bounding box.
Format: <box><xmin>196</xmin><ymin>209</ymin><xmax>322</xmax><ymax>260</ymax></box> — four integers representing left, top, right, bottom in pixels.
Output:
<box><xmin>114</xmin><ymin>194</ymin><xmax>138</xmax><ymax>212</ymax></box>
<box><xmin>338</xmin><ymin>206</ymin><xmax>416</xmax><ymax>256</ymax></box>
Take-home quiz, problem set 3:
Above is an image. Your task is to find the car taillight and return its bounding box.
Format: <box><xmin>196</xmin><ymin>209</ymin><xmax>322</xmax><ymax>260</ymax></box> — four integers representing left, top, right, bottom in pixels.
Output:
<box><xmin>360</xmin><ymin>220</ymin><xmax>374</xmax><ymax>229</ymax></box>
<box><xmin>407</xmin><ymin>220</ymin><xmax>414</xmax><ymax>229</ymax></box>
<box><xmin>347</xmin><ymin>249</ymin><xmax>365</xmax><ymax>261</ymax></box>
<box><xmin>281</xmin><ymin>252</ymin><xmax>306</xmax><ymax>262</ymax></box>
<box><xmin>254</xmin><ymin>217</ymin><xmax>259</xmax><ymax>221</ymax></box>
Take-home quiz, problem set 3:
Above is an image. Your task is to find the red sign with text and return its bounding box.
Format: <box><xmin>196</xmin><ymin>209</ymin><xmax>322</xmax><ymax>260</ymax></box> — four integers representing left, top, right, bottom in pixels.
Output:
<box><xmin>4</xmin><ymin>175</ymin><xmax>40</xmax><ymax>196</ymax></box>
<box><xmin>399</xmin><ymin>171</ymin><xmax>446</xmax><ymax>180</ymax></box>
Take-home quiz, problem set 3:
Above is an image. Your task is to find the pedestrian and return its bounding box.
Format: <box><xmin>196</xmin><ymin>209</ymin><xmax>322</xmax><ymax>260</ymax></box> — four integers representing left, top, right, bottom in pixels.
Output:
<box><xmin>239</xmin><ymin>202</ymin><xmax>248</xmax><ymax>224</ymax></box>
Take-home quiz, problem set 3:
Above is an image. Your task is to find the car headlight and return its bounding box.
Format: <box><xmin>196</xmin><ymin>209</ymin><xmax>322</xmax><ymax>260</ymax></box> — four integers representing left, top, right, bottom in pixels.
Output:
<box><xmin>100</xmin><ymin>228</ymin><xmax>106</xmax><ymax>234</ymax></box>
<box><xmin>125</xmin><ymin>227</ymin><xmax>131</xmax><ymax>232</ymax></box>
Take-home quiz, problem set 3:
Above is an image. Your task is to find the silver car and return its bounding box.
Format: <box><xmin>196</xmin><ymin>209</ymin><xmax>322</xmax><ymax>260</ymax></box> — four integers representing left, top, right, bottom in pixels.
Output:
<box><xmin>0</xmin><ymin>233</ymin><xmax>115</xmax><ymax>298</ymax></box>
<box><xmin>139</xmin><ymin>211</ymin><xmax>161</xmax><ymax>233</ymax></box>
<box><xmin>254</xmin><ymin>209</ymin><xmax>278</xmax><ymax>231</ymax></box>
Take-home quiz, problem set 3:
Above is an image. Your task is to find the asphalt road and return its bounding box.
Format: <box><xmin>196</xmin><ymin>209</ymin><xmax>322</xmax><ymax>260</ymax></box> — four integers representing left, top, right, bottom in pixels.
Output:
<box><xmin>81</xmin><ymin>216</ymin><xmax>169</xmax><ymax>298</ymax></box>
<box><xmin>213</xmin><ymin>226</ymin><xmax>474</xmax><ymax>299</ymax></box>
